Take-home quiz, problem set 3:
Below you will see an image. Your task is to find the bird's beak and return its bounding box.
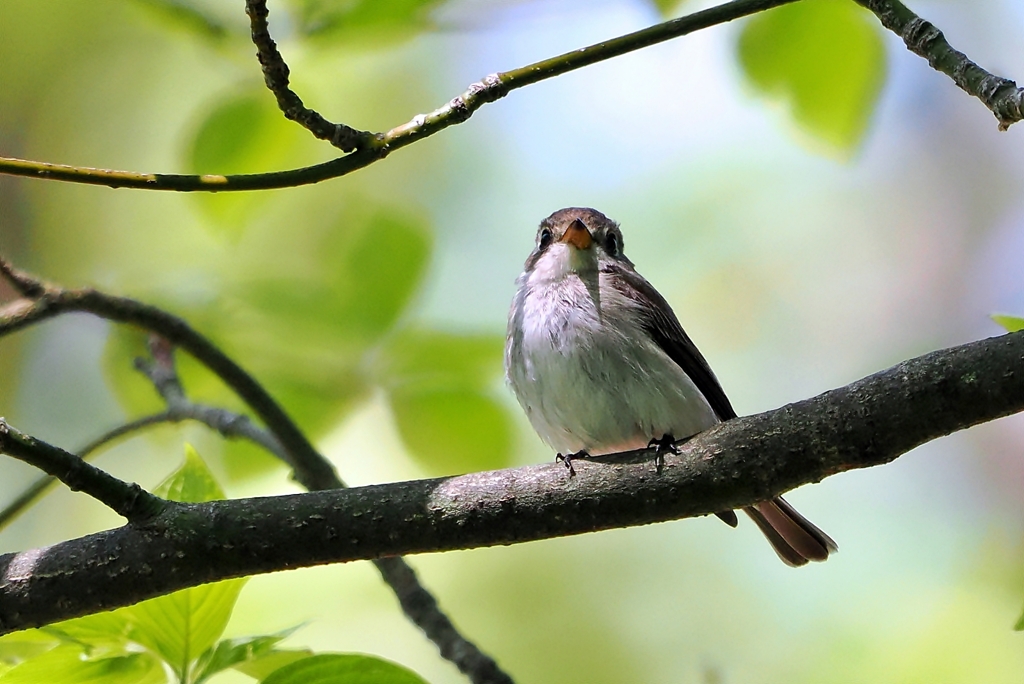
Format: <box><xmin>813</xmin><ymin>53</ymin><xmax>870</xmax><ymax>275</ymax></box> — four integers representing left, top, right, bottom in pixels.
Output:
<box><xmin>559</xmin><ymin>218</ymin><xmax>592</xmax><ymax>250</ymax></box>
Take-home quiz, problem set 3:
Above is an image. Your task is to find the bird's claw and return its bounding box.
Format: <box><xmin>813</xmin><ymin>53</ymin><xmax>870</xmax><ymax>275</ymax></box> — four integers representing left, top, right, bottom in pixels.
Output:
<box><xmin>647</xmin><ymin>433</ymin><xmax>680</xmax><ymax>473</ymax></box>
<box><xmin>555</xmin><ymin>449</ymin><xmax>589</xmax><ymax>477</ymax></box>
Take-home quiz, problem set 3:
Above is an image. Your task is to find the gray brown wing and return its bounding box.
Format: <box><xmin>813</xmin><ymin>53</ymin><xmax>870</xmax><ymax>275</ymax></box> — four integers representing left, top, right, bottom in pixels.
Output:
<box><xmin>603</xmin><ymin>263</ymin><xmax>737</xmax><ymax>421</ymax></box>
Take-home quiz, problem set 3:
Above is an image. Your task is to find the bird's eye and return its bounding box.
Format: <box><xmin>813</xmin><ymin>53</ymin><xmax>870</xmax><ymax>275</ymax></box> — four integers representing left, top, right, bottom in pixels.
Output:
<box><xmin>605</xmin><ymin>232</ymin><xmax>619</xmax><ymax>256</ymax></box>
<box><xmin>538</xmin><ymin>228</ymin><xmax>553</xmax><ymax>250</ymax></box>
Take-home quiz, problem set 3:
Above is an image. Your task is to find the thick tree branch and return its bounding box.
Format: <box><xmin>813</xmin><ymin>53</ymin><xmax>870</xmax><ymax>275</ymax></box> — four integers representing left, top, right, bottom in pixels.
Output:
<box><xmin>0</xmin><ymin>259</ymin><xmax>512</xmax><ymax>684</ymax></box>
<box><xmin>0</xmin><ymin>420</ymin><xmax>166</xmax><ymax>522</ymax></box>
<box><xmin>856</xmin><ymin>0</ymin><xmax>1024</xmax><ymax>130</ymax></box>
<box><xmin>1</xmin><ymin>331</ymin><xmax>1021</xmax><ymax>633</ymax></box>
<box><xmin>0</xmin><ymin>0</ymin><xmax>798</xmax><ymax>191</ymax></box>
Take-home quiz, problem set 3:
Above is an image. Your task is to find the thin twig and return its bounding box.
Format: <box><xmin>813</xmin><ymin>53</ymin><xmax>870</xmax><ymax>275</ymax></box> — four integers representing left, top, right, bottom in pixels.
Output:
<box><xmin>0</xmin><ymin>0</ymin><xmax>798</xmax><ymax>191</ymax></box>
<box><xmin>0</xmin><ymin>419</ymin><xmax>166</xmax><ymax>522</ymax></box>
<box><xmin>0</xmin><ymin>281</ymin><xmax>336</xmax><ymax>491</ymax></box>
<box><xmin>244</xmin><ymin>0</ymin><xmax>371</xmax><ymax>152</ymax></box>
<box><xmin>0</xmin><ymin>412</ymin><xmax>175</xmax><ymax>530</ymax></box>
<box><xmin>0</xmin><ymin>257</ymin><xmax>46</xmax><ymax>299</ymax></box>
<box><xmin>855</xmin><ymin>0</ymin><xmax>1024</xmax><ymax>130</ymax></box>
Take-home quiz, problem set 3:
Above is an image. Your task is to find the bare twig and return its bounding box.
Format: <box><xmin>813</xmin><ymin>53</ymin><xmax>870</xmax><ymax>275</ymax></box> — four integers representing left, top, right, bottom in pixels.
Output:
<box><xmin>0</xmin><ymin>412</ymin><xmax>175</xmax><ymax>530</ymax></box>
<box><xmin>244</xmin><ymin>0</ymin><xmax>371</xmax><ymax>152</ymax></box>
<box><xmin>0</xmin><ymin>0</ymin><xmax>798</xmax><ymax>191</ymax></box>
<box><xmin>0</xmin><ymin>257</ymin><xmax>45</xmax><ymax>299</ymax></box>
<box><xmin>855</xmin><ymin>0</ymin><xmax>1024</xmax><ymax>130</ymax></box>
<box><xmin>0</xmin><ymin>260</ymin><xmax>512</xmax><ymax>684</ymax></box>
<box><xmin>0</xmin><ymin>271</ymin><xmax>335</xmax><ymax>490</ymax></box>
<box><xmin>0</xmin><ymin>419</ymin><xmax>166</xmax><ymax>522</ymax></box>
<box><xmin>1</xmin><ymin>329</ymin><xmax>1022</xmax><ymax>633</ymax></box>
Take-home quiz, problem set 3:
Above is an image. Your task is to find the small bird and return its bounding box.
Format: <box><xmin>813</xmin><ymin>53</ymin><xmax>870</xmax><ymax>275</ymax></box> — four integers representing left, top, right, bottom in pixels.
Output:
<box><xmin>505</xmin><ymin>207</ymin><xmax>837</xmax><ymax>566</ymax></box>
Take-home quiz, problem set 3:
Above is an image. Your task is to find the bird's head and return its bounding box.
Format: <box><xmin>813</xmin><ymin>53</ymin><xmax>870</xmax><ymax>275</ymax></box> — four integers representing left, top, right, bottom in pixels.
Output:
<box><xmin>524</xmin><ymin>207</ymin><xmax>632</xmax><ymax>284</ymax></box>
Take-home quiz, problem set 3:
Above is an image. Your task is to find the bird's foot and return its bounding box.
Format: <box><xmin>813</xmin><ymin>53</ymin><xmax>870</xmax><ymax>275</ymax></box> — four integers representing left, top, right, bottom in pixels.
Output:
<box><xmin>555</xmin><ymin>449</ymin><xmax>589</xmax><ymax>477</ymax></box>
<box><xmin>647</xmin><ymin>433</ymin><xmax>680</xmax><ymax>473</ymax></box>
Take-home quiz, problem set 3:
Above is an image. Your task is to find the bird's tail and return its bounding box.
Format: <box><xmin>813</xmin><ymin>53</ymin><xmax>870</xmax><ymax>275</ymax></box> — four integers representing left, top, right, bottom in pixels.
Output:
<box><xmin>743</xmin><ymin>497</ymin><xmax>837</xmax><ymax>567</ymax></box>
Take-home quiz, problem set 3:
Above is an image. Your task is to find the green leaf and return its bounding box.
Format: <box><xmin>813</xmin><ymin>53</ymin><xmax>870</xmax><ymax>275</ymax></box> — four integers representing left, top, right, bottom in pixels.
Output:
<box><xmin>0</xmin><ymin>645</ymin><xmax>163</xmax><ymax>684</ymax></box>
<box><xmin>992</xmin><ymin>314</ymin><xmax>1024</xmax><ymax>333</ymax></box>
<box><xmin>390</xmin><ymin>387</ymin><xmax>513</xmax><ymax>475</ymax></box>
<box><xmin>229</xmin><ymin>208</ymin><xmax>431</xmax><ymax>438</ymax></box>
<box><xmin>377</xmin><ymin>329</ymin><xmax>511</xmax><ymax>474</ymax></box>
<box><xmin>125</xmin><ymin>579</ymin><xmax>247</xmax><ymax>683</ymax></box>
<box><xmin>189</xmin><ymin>94</ymin><xmax>277</xmax><ymax>176</ymax></box>
<box><xmin>186</xmin><ymin>91</ymin><xmax>301</xmax><ymax>234</ymax></box>
<box><xmin>649</xmin><ymin>0</ymin><xmax>686</xmax><ymax>17</ymax></box>
<box><xmin>220</xmin><ymin>438</ymin><xmax>288</xmax><ymax>482</ymax></box>
<box><xmin>41</xmin><ymin>611</ymin><xmax>135</xmax><ymax>652</ymax></box>
<box><xmin>261</xmin><ymin>654</ymin><xmax>429</xmax><ymax>684</ymax></box>
<box><xmin>0</xmin><ymin>335</ymin><xmax>24</xmax><ymax>418</ymax></box>
<box><xmin>324</xmin><ymin>210</ymin><xmax>433</xmax><ymax>344</ymax></box>
<box><xmin>102</xmin><ymin>327</ymin><xmax>168</xmax><ymax>417</ymax></box>
<box><xmin>130</xmin><ymin>453</ymin><xmax>241</xmax><ymax>683</ymax></box>
<box><xmin>737</xmin><ymin>0</ymin><xmax>886</xmax><ymax>152</ymax></box>
<box><xmin>288</xmin><ymin>0</ymin><xmax>445</xmax><ymax>41</ymax></box>
<box><xmin>102</xmin><ymin>326</ymin><xmax>240</xmax><ymax>425</ymax></box>
<box><xmin>373</xmin><ymin>330</ymin><xmax>504</xmax><ymax>391</ymax></box>
<box><xmin>153</xmin><ymin>444</ymin><xmax>225</xmax><ymax>503</ymax></box>
<box><xmin>1015</xmin><ymin>604</ymin><xmax>1024</xmax><ymax>631</ymax></box>
<box><xmin>129</xmin><ymin>0</ymin><xmax>231</xmax><ymax>42</ymax></box>
<box><xmin>0</xmin><ymin>631</ymin><xmax>61</xmax><ymax>666</ymax></box>
<box><xmin>238</xmin><ymin>208</ymin><xmax>431</xmax><ymax>348</ymax></box>
<box><xmin>233</xmin><ymin>649</ymin><xmax>313</xmax><ymax>681</ymax></box>
<box><xmin>192</xmin><ymin>627</ymin><xmax>306</xmax><ymax>684</ymax></box>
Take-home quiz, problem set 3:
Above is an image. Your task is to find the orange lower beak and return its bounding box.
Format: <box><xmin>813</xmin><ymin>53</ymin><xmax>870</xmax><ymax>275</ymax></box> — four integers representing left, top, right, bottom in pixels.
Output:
<box><xmin>560</xmin><ymin>219</ymin><xmax>592</xmax><ymax>250</ymax></box>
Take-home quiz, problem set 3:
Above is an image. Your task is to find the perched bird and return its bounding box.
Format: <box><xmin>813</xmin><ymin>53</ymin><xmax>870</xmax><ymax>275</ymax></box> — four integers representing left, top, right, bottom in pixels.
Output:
<box><xmin>505</xmin><ymin>207</ymin><xmax>837</xmax><ymax>566</ymax></box>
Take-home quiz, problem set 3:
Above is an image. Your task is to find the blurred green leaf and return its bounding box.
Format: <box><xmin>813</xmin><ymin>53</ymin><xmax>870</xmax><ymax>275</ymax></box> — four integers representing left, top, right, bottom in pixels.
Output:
<box><xmin>390</xmin><ymin>387</ymin><xmax>512</xmax><ymax>475</ymax></box>
<box><xmin>190</xmin><ymin>94</ymin><xmax>277</xmax><ymax>176</ymax></box>
<box><xmin>240</xmin><ymin>209</ymin><xmax>430</xmax><ymax>349</ymax></box>
<box><xmin>125</xmin><ymin>579</ymin><xmax>247</xmax><ymax>683</ymax></box>
<box><xmin>130</xmin><ymin>0</ymin><xmax>231</xmax><ymax>42</ymax></box>
<box><xmin>233</xmin><ymin>649</ymin><xmax>313</xmax><ymax>681</ymax></box>
<box><xmin>228</xmin><ymin>208</ymin><xmax>431</xmax><ymax>437</ymax></box>
<box><xmin>649</xmin><ymin>0</ymin><xmax>686</xmax><ymax>17</ymax></box>
<box><xmin>379</xmin><ymin>330</ymin><xmax>511</xmax><ymax>474</ymax></box>
<box><xmin>0</xmin><ymin>335</ymin><xmax>24</xmax><ymax>416</ymax></box>
<box><xmin>0</xmin><ymin>645</ymin><xmax>163</xmax><ymax>684</ymax></box>
<box><xmin>103</xmin><ymin>325</ymin><xmax>241</xmax><ymax>423</ymax></box>
<box><xmin>153</xmin><ymin>444</ymin><xmax>226</xmax><ymax>503</ymax></box>
<box><xmin>102</xmin><ymin>327</ymin><xmax>168</xmax><ymax>417</ymax></box>
<box><xmin>187</xmin><ymin>91</ymin><xmax>303</xmax><ymax>234</ymax></box>
<box><xmin>992</xmin><ymin>314</ymin><xmax>1024</xmax><ymax>333</ymax></box>
<box><xmin>261</xmin><ymin>653</ymin><xmax>428</xmax><ymax>684</ymax></box>
<box><xmin>376</xmin><ymin>329</ymin><xmax>510</xmax><ymax>473</ymax></box>
<box><xmin>737</xmin><ymin>0</ymin><xmax>886</xmax><ymax>152</ymax></box>
<box><xmin>0</xmin><ymin>631</ymin><xmax>60</xmax><ymax>666</ymax></box>
<box><xmin>1015</xmin><ymin>604</ymin><xmax>1024</xmax><ymax>631</ymax></box>
<box><xmin>102</xmin><ymin>323</ymin><xmax>256</xmax><ymax>461</ymax></box>
<box><xmin>220</xmin><ymin>437</ymin><xmax>287</xmax><ymax>482</ymax></box>
<box><xmin>192</xmin><ymin>627</ymin><xmax>306</xmax><ymax>684</ymax></box>
<box><xmin>325</xmin><ymin>210</ymin><xmax>432</xmax><ymax>344</ymax></box>
<box><xmin>373</xmin><ymin>329</ymin><xmax>503</xmax><ymax>391</ymax></box>
<box><xmin>288</xmin><ymin>0</ymin><xmax>445</xmax><ymax>41</ymax></box>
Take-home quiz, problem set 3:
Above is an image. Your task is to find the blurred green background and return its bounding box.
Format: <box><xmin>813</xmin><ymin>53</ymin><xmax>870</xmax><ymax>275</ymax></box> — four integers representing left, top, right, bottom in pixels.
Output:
<box><xmin>2</xmin><ymin>0</ymin><xmax>1024</xmax><ymax>682</ymax></box>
